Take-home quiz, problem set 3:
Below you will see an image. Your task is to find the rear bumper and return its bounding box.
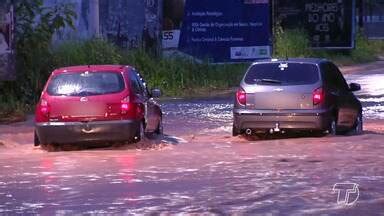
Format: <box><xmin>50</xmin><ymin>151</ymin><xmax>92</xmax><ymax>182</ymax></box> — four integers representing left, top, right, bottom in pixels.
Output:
<box><xmin>35</xmin><ymin>120</ymin><xmax>139</xmax><ymax>144</ymax></box>
<box><xmin>233</xmin><ymin>109</ymin><xmax>332</xmax><ymax>132</ymax></box>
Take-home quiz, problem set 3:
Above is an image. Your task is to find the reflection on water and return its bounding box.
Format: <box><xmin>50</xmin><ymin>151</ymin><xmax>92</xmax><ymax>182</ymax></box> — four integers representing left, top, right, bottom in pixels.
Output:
<box><xmin>345</xmin><ymin>74</ymin><xmax>384</xmax><ymax>119</ymax></box>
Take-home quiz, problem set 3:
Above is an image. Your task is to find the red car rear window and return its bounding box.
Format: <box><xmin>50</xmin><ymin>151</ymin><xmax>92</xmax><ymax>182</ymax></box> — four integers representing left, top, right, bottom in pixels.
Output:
<box><xmin>47</xmin><ymin>71</ymin><xmax>125</xmax><ymax>96</ymax></box>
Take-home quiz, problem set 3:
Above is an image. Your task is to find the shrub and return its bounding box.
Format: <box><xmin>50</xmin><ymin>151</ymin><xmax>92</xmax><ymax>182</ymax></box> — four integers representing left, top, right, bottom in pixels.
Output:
<box><xmin>350</xmin><ymin>32</ymin><xmax>378</xmax><ymax>63</ymax></box>
<box><xmin>274</xmin><ymin>28</ymin><xmax>313</xmax><ymax>58</ymax></box>
<box><xmin>53</xmin><ymin>39</ymin><xmax>122</xmax><ymax>66</ymax></box>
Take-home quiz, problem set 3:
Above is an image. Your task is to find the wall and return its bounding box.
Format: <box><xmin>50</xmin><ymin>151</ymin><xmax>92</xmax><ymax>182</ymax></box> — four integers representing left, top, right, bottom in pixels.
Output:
<box><xmin>0</xmin><ymin>1</ymin><xmax>15</xmax><ymax>81</ymax></box>
<box><xmin>46</xmin><ymin>0</ymin><xmax>162</xmax><ymax>52</ymax></box>
<box><xmin>45</xmin><ymin>0</ymin><xmax>92</xmax><ymax>41</ymax></box>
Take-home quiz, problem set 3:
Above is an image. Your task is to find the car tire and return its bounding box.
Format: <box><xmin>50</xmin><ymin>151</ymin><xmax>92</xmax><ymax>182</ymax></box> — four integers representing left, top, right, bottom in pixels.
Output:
<box><xmin>328</xmin><ymin>117</ymin><xmax>338</xmax><ymax>136</ymax></box>
<box><xmin>348</xmin><ymin>112</ymin><xmax>363</xmax><ymax>136</ymax></box>
<box><xmin>34</xmin><ymin>131</ymin><xmax>40</xmax><ymax>146</ymax></box>
<box><xmin>232</xmin><ymin>124</ymin><xmax>239</xmax><ymax>136</ymax></box>
<box><xmin>134</xmin><ymin>121</ymin><xmax>145</xmax><ymax>143</ymax></box>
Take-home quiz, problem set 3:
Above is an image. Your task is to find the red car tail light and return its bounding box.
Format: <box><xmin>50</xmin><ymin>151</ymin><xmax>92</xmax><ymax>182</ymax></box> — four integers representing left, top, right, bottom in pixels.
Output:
<box><xmin>236</xmin><ymin>88</ymin><xmax>247</xmax><ymax>106</ymax></box>
<box><xmin>313</xmin><ymin>87</ymin><xmax>324</xmax><ymax>105</ymax></box>
<box><xmin>40</xmin><ymin>99</ymin><xmax>50</xmax><ymax>115</ymax></box>
<box><xmin>121</xmin><ymin>96</ymin><xmax>130</xmax><ymax>114</ymax></box>
<box><xmin>36</xmin><ymin>99</ymin><xmax>50</xmax><ymax>122</ymax></box>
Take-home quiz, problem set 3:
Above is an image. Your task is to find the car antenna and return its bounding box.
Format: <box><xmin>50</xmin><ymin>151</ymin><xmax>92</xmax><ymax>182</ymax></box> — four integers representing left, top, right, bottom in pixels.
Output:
<box><xmin>285</xmin><ymin>50</ymin><xmax>288</xmax><ymax>61</ymax></box>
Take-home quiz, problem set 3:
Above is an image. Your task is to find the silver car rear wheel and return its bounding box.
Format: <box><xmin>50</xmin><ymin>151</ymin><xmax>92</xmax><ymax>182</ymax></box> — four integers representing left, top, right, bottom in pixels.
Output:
<box><xmin>349</xmin><ymin>112</ymin><xmax>363</xmax><ymax>136</ymax></box>
<box><xmin>329</xmin><ymin>118</ymin><xmax>337</xmax><ymax>136</ymax></box>
<box><xmin>155</xmin><ymin>118</ymin><xmax>163</xmax><ymax>135</ymax></box>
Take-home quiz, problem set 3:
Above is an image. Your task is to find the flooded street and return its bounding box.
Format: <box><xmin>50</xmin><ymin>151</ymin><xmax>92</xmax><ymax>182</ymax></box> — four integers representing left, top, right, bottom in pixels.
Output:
<box><xmin>345</xmin><ymin>70</ymin><xmax>384</xmax><ymax>119</ymax></box>
<box><xmin>1</xmin><ymin>69</ymin><xmax>384</xmax><ymax>215</ymax></box>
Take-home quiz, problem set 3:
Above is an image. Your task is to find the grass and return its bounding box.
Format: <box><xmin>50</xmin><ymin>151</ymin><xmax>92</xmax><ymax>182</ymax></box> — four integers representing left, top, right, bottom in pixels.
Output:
<box><xmin>52</xmin><ymin>40</ymin><xmax>122</xmax><ymax>66</ymax></box>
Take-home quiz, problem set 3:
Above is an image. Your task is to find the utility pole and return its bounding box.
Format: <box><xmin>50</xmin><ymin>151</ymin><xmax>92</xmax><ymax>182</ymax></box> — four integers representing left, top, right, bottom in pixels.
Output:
<box><xmin>89</xmin><ymin>0</ymin><xmax>100</xmax><ymax>38</ymax></box>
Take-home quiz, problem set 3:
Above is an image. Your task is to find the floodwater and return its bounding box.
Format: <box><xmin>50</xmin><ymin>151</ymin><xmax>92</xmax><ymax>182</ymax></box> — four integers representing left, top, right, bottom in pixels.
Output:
<box><xmin>345</xmin><ymin>70</ymin><xmax>384</xmax><ymax>119</ymax></box>
<box><xmin>0</xmin><ymin>71</ymin><xmax>384</xmax><ymax>215</ymax></box>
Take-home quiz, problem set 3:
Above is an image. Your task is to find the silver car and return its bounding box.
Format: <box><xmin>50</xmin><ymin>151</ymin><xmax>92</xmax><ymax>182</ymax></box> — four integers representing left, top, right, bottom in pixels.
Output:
<box><xmin>233</xmin><ymin>58</ymin><xmax>363</xmax><ymax>137</ymax></box>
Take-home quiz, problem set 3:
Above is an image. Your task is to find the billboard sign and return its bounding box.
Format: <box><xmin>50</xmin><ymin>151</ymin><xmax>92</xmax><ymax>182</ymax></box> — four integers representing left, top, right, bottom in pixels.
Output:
<box><xmin>275</xmin><ymin>0</ymin><xmax>356</xmax><ymax>49</ymax></box>
<box><xmin>163</xmin><ymin>0</ymin><xmax>272</xmax><ymax>63</ymax></box>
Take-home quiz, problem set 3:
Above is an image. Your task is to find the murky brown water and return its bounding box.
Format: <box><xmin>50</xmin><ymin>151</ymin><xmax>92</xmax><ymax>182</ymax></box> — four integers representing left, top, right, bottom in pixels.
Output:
<box><xmin>0</xmin><ymin>72</ymin><xmax>384</xmax><ymax>215</ymax></box>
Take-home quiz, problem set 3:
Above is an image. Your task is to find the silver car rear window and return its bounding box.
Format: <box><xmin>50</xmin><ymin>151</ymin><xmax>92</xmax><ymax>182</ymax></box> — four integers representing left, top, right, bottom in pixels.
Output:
<box><xmin>244</xmin><ymin>63</ymin><xmax>319</xmax><ymax>85</ymax></box>
<box><xmin>47</xmin><ymin>71</ymin><xmax>125</xmax><ymax>96</ymax></box>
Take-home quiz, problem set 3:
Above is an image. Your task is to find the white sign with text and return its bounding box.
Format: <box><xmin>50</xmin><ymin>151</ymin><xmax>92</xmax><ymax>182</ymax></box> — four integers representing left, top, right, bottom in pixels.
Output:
<box><xmin>162</xmin><ymin>30</ymin><xmax>181</xmax><ymax>49</ymax></box>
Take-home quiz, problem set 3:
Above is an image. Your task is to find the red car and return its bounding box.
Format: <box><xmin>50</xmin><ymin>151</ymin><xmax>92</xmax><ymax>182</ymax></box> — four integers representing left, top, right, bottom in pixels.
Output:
<box><xmin>34</xmin><ymin>65</ymin><xmax>162</xmax><ymax>147</ymax></box>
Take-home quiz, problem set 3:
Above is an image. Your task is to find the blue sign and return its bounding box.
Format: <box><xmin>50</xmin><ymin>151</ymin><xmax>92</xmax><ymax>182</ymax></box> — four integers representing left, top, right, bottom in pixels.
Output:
<box><xmin>178</xmin><ymin>0</ymin><xmax>272</xmax><ymax>63</ymax></box>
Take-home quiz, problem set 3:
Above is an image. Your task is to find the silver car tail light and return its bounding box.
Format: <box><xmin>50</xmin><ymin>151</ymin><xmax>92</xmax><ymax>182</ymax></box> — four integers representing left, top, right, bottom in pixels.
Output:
<box><xmin>313</xmin><ymin>87</ymin><xmax>324</xmax><ymax>105</ymax></box>
<box><xmin>236</xmin><ymin>88</ymin><xmax>246</xmax><ymax>106</ymax></box>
